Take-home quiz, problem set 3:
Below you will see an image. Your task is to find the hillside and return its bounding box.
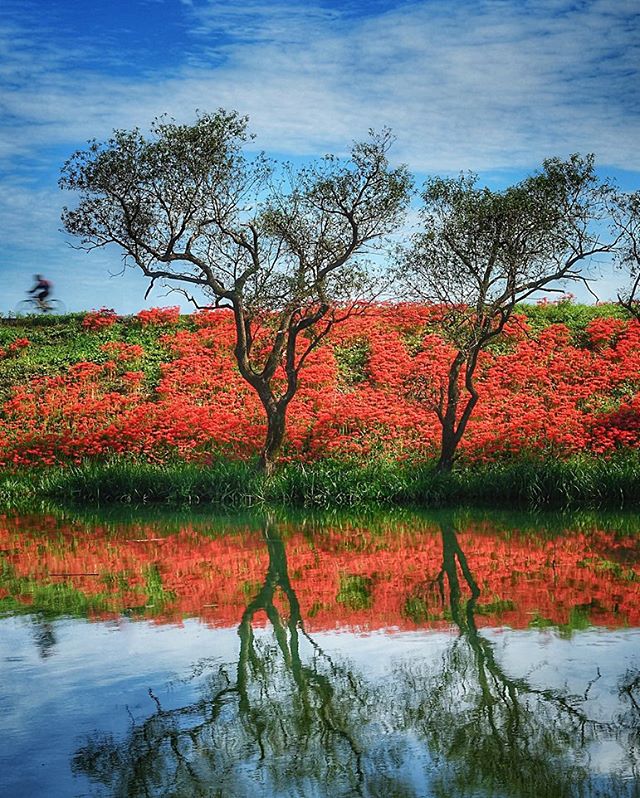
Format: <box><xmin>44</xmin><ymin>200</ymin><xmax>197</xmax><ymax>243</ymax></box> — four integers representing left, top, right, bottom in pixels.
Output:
<box><xmin>0</xmin><ymin>301</ymin><xmax>637</xmax><ymax>471</ymax></box>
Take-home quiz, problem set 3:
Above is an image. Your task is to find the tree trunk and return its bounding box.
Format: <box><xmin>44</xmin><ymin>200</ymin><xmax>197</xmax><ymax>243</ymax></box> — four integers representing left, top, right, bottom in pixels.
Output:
<box><xmin>258</xmin><ymin>401</ymin><xmax>287</xmax><ymax>476</ymax></box>
<box><xmin>435</xmin><ymin>350</ymin><xmax>480</xmax><ymax>473</ymax></box>
<box><xmin>436</xmin><ymin>395</ymin><xmax>480</xmax><ymax>472</ymax></box>
<box><xmin>436</xmin><ymin>423</ymin><xmax>458</xmax><ymax>473</ymax></box>
<box><xmin>436</xmin><ymin>353</ymin><xmax>464</xmax><ymax>473</ymax></box>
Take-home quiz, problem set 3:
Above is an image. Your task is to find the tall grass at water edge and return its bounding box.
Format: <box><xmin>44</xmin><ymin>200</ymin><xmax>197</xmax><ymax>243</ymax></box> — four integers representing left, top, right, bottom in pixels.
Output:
<box><xmin>1</xmin><ymin>454</ymin><xmax>639</xmax><ymax>511</ymax></box>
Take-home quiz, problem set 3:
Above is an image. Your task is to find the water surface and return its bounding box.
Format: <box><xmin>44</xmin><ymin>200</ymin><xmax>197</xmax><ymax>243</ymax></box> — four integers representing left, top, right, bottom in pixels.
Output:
<box><xmin>1</xmin><ymin>508</ymin><xmax>639</xmax><ymax>797</ymax></box>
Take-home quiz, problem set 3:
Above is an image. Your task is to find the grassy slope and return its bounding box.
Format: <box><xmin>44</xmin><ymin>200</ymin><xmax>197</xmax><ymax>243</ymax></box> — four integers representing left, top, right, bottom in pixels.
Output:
<box><xmin>0</xmin><ymin>301</ymin><xmax>628</xmax><ymax>400</ymax></box>
<box><xmin>1</xmin><ymin>302</ymin><xmax>637</xmax><ymax>510</ymax></box>
<box><xmin>0</xmin><ymin>313</ymin><xmax>175</xmax><ymax>403</ymax></box>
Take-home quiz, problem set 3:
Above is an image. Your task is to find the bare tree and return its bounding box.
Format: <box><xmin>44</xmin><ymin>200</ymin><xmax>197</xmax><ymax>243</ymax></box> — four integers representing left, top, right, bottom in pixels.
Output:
<box><xmin>60</xmin><ymin>111</ymin><xmax>412</xmax><ymax>474</ymax></box>
<box><xmin>615</xmin><ymin>191</ymin><xmax>640</xmax><ymax>319</ymax></box>
<box><xmin>400</xmin><ymin>155</ymin><xmax>623</xmax><ymax>471</ymax></box>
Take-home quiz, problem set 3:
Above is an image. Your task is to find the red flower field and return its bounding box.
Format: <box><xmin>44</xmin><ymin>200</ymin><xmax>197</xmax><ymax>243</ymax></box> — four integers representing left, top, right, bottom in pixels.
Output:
<box><xmin>1</xmin><ymin>304</ymin><xmax>639</xmax><ymax>467</ymax></box>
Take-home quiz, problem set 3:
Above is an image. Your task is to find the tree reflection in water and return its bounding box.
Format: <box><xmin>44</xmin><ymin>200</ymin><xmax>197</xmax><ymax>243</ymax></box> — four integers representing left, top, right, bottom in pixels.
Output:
<box><xmin>31</xmin><ymin>617</ymin><xmax>57</xmax><ymax>658</ymax></box>
<box><xmin>72</xmin><ymin>514</ymin><xmax>639</xmax><ymax>798</ymax></box>
<box><xmin>394</xmin><ymin>519</ymin><xmax>639</xmax><ymax>798</ymax></box>
<box><xmin>73</xmin><ymin>515</ymin><xmax>379</xmax><ymax>797</ymax></box>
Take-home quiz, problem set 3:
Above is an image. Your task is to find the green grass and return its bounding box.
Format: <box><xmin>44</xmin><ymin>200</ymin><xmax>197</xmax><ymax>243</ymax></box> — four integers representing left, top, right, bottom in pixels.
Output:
<box><xmin>336</xmin><ymin>574</ymin><xmax>373</xmax><ymax>610</ymax></box>
<box><xmin>33</xmin><ymin>458</ymin><xmax>264</xmax><ymax>507</ymax></box>
<box><xmin>0</xmin><ymin>561</ymin><xmax>127</xmax><ymax>618</ymax></box>
<box><xmin>2</xmin><ymin>452</ymin><xmax>640</xmax><ymax>511</ymax></box>
<box><xmin>333</xmin><ymin>337</ymin><xmax>371</xmax><ymax>385</ymax></box>
<box><xmin>0</xmin><ymin>313</ymin><xmax>182</xmax><ymax>401</ymax></box>
<box><xmin>435</xmin><ymin>454</ymin><xmax>640</xmax><ymax>509</ymax></box>
<box><xmin>264</xmin><ymin>458</ymin><xmax>409</xmax><ymax>507</ymax></box>
<box><xmin>518</xmin><ymin>299</ymin><xmax>627</xmax><ymax>345</ymax></box>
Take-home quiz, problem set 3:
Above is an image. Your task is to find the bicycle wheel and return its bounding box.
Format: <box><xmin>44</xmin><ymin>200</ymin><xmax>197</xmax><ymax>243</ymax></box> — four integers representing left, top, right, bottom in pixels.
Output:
<box><xmin>44</xmin><ymin>299</ymin><xmax>66</xmax><ymax>315</ymax></box>
<box><xmin>14</xmin><ymin>299</ymin><xmax>38</xmax><ymax>316</ymax></box>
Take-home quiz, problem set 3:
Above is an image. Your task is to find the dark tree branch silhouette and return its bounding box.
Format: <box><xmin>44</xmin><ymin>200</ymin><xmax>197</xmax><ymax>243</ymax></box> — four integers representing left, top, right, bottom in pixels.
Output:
<box><xmin>60</xmin><ymin>111</ymin><xmax>412</xmax><ymax>474</ymax></box>
<box><xmin>400</xmin><ymin>155</ymin><xmax>625</xmax><ymax>471</ymax></box>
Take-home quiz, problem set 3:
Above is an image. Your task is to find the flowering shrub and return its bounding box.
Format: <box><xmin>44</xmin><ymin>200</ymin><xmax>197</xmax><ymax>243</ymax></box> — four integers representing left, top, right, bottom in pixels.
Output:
<box><xmin>1</xmin><ymin>304</ymin><xmax>640</xmax><ymax>467</ymax></box>
<box><xmin>586</xmin><ymin>317</ymin><xmax>627</xmax><ymax>349</ymax></box>
<box><xmin>0</xmin><ymin>338</ymin><xmax>29</xmax><ymax>359</ymax></box>
<box><xmin>193</xmin><ymin>307</ymin><xmax>225</xmax><ymax>327</ymax></box>
<box><xmin>100</xmin><ymin>341</ymin><xmax>144</xmax><ymax>362</ymax></box>
<box><xmin>82</xmin><ymin>308</ymin><xmax>119</xmax><ymax>330</ymax></box>
<box><xmin>136</xmin><ymin>306</ymin><xmax>180</xmax><ymax>326</ymax></box>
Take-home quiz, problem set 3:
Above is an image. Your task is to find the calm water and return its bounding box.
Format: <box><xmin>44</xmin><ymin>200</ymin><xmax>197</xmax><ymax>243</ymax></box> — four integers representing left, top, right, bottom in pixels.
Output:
<box><xmin>1</xmin><ymin>508</ymin><xmax>639</xmax><ymax>798</ymax></box>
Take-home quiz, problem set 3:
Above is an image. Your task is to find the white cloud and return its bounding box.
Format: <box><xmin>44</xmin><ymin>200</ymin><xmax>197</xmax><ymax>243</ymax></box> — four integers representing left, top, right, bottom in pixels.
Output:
<box><xmin>171</xmin><ymin>0</ymin><xmax>640</xmax><ymax>170</ymax></box>
<box><xmin>1</xmin><ymin>0</ymin><xmax>639</xmax><ymax>172</ymax></box>
<box><xmin>0</xmin><ymin>0</ymin><xmax>638</xmax><ymax>309</ymax></box>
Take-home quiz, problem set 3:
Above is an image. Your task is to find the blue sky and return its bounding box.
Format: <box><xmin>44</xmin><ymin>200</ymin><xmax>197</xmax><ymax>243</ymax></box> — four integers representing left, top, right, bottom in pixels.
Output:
<box><xmin>1</xmin><ymin>0</ymin><xmax>639</xmax><ymax>314</ymax></box>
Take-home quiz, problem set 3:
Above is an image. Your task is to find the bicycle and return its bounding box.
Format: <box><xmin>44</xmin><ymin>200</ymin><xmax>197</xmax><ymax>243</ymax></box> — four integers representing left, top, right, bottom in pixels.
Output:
<box><xmin>14</xmin><ymin>296</ymin><xmax>66</xmax><ymax>316</ymax></box>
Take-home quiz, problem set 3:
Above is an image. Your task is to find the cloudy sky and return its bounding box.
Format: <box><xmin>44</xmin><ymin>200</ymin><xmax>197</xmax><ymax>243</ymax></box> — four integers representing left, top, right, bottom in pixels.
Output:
<box><xmin>1</xmin><ymin>0</ymin><xmax>638</xmax><ymax>314</ymax></box>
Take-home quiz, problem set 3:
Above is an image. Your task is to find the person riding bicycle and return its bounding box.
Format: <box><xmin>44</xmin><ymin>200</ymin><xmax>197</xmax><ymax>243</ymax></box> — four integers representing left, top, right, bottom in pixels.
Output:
<box><xmin>28</xmin><ymin>274</ymin><xmax>52</xmax><ymax>309</ymax></box>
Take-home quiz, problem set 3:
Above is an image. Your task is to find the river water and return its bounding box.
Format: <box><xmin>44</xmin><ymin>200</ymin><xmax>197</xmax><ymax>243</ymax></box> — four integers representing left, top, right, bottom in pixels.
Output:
<box><xmin>1</xmin><ymin>507</ymin><xmax>639</xmax><ymax>797</ymax></box>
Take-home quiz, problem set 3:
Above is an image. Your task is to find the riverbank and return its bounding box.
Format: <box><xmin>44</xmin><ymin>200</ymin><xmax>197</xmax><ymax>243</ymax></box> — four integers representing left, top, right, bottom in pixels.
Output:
<box><xmin>2</xmin><ymin>304</ymin><xmax>640</xmax><ymax>512</ymax></box>
<box><xmin>2</xmin><ymin>454</ymin><xmax>639</xmax><ymax>511</ymax></box>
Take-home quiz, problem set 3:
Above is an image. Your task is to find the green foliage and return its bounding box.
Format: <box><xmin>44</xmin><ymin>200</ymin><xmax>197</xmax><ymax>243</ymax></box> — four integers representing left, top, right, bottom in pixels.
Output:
<box><xmin>0</xmin><ymin>561</ymin><xmax>125</xmax><ymax>618</ymax></box>
<box><xmin>519</xmin><ymin>299</ymin><xmax>628</xmax><ymax>345</ymax></box>
<box><xmin>0</xmin><ymin>316</ymin><xmax>86</xmax><ymax>401</ymax></box>
<box><xmin>475</xmin><ymin>597</ymin><xmax>516</xmax><ymax>615</ymax></box>
<box><xmin>33</xmin><ymin>458</ymin><xmax>263</xmax><ymax>508</ymax></box>
<box><xmin>577</xmin><ymin>556</ymin><xmax>639</xmax><ymax>582</ymax></box>
<box><xmin>119</xmin><ymin>322</ymin><xmax>178</xmax><ymax>393</ymax></box>
<box><xmin>0</xmin><ymin>474</ymin><xmax>38</xmax><ymax>509</ymax></box>
<box><xmin>528</xmin><ymin>613</ymin><xmax>555</xmax><ymax>629</ymax></box>
<box><xmin>407</xmin><ymin>453</ymin><xmax>640</xmax><ymax>510</ymax></box>
<box><xmin>403</xmin><ymin>595</ymin><xmax>442</xmax><ymax>624</ymax></box>
<box><xmin>565</xmin><ymin>605</ymin><xmax>593</xmax><ymax>632</ymax></box>
<box><xmin>264</xmin><ymin>458</ymin><xmax>409</xmax><ymax>508</ymax></box>
<box><xmin>403</xmin><ymin>595</ymin><xmax>428</xmax><ymax>623</ymax></box>
<box><xmin>332</xmin><ymin>337</ymin><xmax>370</xmax><ymax>385</ymax></box>
<box><xmin>144</xmin><ymin>564</ymin><xmax>176</xmax><ymax>607</ymax></box>
<box><xmin>336</xmin><ymin>574</ymin><xmax>372</xmax><ymax>610</ymax></box>
<box><xmin>242</xmin><ymin>579</ymin><xmax>263</xmax><ymax>599</ymax></box>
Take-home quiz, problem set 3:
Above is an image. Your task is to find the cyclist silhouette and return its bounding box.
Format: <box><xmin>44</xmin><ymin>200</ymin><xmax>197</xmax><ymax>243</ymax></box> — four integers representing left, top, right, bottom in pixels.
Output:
<box><xmin>28</xmin><ymin>274</ymin><xmax>52</xmax><ymax>308</ymax></box>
